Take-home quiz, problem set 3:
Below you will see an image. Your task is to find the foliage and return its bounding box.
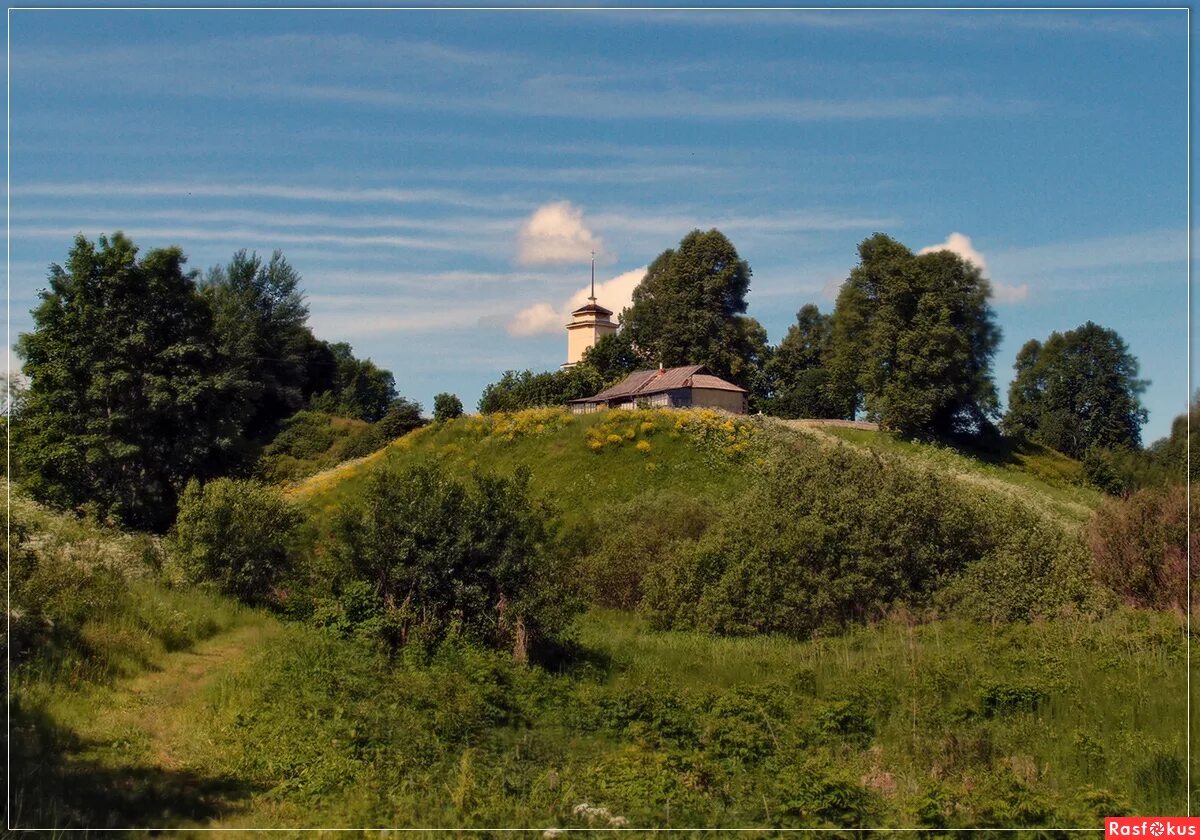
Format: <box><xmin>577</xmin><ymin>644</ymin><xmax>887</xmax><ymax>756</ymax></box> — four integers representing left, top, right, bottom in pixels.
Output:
<box><xmin>1088</xmin><ymin>483</ymin><xmax>1195</xmax><ymax>611</ymax></box>
<box><xmin>13</xmin><ymin>604</ymin><xmax>1189</xmax><ymax>829</ymax></box>
<box><xmin>433</xmin><ymin>392</ymin><xmax>464</xmax><ymax>422</ymax></box>
<box><xmin>374</xmin><ymin>397</ymin><xmax>425</xmax><ymax>439</ymax></box>
<box><xmin>15</xmin><ymin>233</ymin><xmax>241</xmax><ymax>531</ymax></box>
<box><xmin>824</xmin><ymin>233</ymin><xmax>1001</xmax><ymax>438</ymax></box>
<box><xmin>201</xmin><ymin>250</ymin><xmax>331</xmax><ymax>441</ymax></box>
<box><xmin>256</xmin><ymin>407</ymin><xmax>424</xmax><ymax>484</ymax></box>
<box><xmin>309</xmin><ymin>341</ymin><xmax>398</xmax><ymax>422</ymax></box>
<box><xmin>173</xmin><ymin>478</ymin><xmax>302</xmax><ymax>605</ymax></box>
<box><xmin>1004</xmin><ymin>321</ymin><xmax>1148</xmax><ymax>458</ymax></box>
<box><xmin>328</xmin><ymin>461</ymin><xmax>580</xmax><ymax>656</ymax></box>
<box><xmin>7</xmin><ymin>483</ymin><xmax>244</xmax><ymax>680</ymax></box>
<box><xmin>578</xmin><ymin>491</ymin><xmax>712</xmax><ymax>609</ymax></box>
<box><xmin>580</xmin><ymin>329</ymin><xmax>649</xmax><ymax>382</ymax></box>
<box><xmin>764</xmin><ymin>304</ymin><xmax>843</xmax><ymax>418</ymax></box>
<box><xmin>642</xmin><ymin>431</ymin><xmax>1095</xmax><ymax>638</ymax></box>
<box><xmin>621</xmin><ymin>229</ymin><xmax>765</xmax><ymax>390</ymax></box>
<box><xmin>582</xmin><ymin>408</ymin><xmax>758</xmax><ymax>463</ymax></box>
<box><xmin>478</xmin><ymin>366</ymin><xmax>604</xmax><ymax>413</ymax></box>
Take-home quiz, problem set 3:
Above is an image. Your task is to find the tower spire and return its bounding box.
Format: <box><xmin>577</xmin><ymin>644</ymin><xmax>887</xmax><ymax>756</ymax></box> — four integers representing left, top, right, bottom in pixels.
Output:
<box><xmin>589</xmin><ymin>250</ymin><xmax>596</xmax><ymax>301</ymax></box>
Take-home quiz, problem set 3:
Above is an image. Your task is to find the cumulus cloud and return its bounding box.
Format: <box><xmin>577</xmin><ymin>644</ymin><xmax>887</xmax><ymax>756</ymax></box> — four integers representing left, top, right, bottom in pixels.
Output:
<box><xmin>517</xmin><ymin>200</ymin><xmax>605</xmax><ymax>266</ymax></box>
<box><xmin>918</xmin><ymin>231</ymin><xmax>1028</xmax><ymax>304</ymax></box>
<box><xmin>508</xmin><ymin>266</ymin><xmax>647</xmax><ymax>337</ymax></box>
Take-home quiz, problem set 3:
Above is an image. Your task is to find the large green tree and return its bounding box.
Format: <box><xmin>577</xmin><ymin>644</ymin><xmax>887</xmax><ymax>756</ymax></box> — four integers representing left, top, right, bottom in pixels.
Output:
<box><xmin>201</xmin><ymin>250</ymin><xmax>333</xmax><ymax>440</ymax></box>
<box><xmin>1003</xmin><ymin>321</ymin><xmax>1148</xmax><ymax>458</ymax></box>
<box><xmin>765</xmin><ymin>304</ymin><xmax>842</xmax><ymax>419</ymax></box>
<box><xmin>825</xmin><ymin>234</ymin><xmax>1001</xmax><ymax>437</ymax></box>
<box><xmin>621</xmin><ymin>229</ymin><xmax>763</xmax><ymax>388</ymax></box>
<box><xmin>16</xmin><ymin>234</ymin><xmax>238</xmax><ymax>530</ymax></box>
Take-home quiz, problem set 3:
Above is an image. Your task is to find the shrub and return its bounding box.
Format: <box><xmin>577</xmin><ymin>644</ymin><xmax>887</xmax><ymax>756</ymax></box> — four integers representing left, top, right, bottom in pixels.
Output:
<box><xmin>642</xmin><ymin>433</ymin><xmax>1093</xmax><ymax>639</ymax></box>
<box><xmin>173</xmin><ymin>478</ymin><xmax>302</xmax><ymax>605</ymax></box>
<box><xmin>434</xmin><ymin>392</ymin><xmax>464</xmax><ymax>423</ymax></box>
<box><xmin>375</xmin><ymin>398</ymin><xmax>425</xmax><ymax>440</ymax></box>
<box><xmin>579</xmin><ymin>491</ymin><xmax>710</xmax><ymax>609</ymax></box>
<box><xmin>1088</xmin><ymin>483</ymin><xmax>1196</xmax><ymax>611</ymax></box>
<box><xmin>330</xmin><ymin>460</ymin><xmax>581</xmax><ymax>657</ymax></box>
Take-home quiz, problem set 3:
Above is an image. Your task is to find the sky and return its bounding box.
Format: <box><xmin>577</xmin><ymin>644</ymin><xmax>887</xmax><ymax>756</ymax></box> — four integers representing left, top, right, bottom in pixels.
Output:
<box><xmin>5</xmin><ymin>6</ymin><xmax>1191</xmax><ymax>441</ymax></box>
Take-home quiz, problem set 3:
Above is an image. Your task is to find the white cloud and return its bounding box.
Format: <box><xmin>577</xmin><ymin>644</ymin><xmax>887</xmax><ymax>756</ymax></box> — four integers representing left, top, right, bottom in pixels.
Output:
<box><xmin>918</xmin><ymin>231</ymin><xmax>988</xmax><ymax>273</ymax></box>
<box><xmin>517</xmin><ymin>201</ymin><xmax>605</xmax><ymax>266</ymax></box>
<box><xmin>919</xmin><ymin>231</ymin><xmax>1028</xmax><ymax>304</ymax></box>
<box><xmin>508</xmin><ymin>266</ymin><xmax>647</xmax><ymax>337</ymax></box>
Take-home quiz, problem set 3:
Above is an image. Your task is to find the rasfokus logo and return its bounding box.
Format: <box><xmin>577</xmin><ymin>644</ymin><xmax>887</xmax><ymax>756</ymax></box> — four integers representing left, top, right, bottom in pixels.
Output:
<box><xmin>1107</xmin><ymin>818</ymin><xmax>1200</xmax><ymax>837</ymax></box>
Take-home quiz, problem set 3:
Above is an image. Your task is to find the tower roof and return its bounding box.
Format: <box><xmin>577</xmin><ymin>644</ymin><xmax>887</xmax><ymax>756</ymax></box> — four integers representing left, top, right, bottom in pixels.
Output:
<box><xmin>570</xmin><ymin>300</ymin><xmax>613</xmax><ymax>317</ymax></box>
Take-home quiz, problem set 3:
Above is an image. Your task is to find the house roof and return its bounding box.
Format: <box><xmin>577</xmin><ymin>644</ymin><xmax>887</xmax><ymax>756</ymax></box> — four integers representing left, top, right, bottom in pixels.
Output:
<box><xmin>570</xmin><ymin>364</ymin><xmax>747</xmax><ymax>403</ymax></box>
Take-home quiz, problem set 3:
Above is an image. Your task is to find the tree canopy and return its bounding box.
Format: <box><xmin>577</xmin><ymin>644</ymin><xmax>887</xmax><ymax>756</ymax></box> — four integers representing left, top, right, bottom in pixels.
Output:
<box><xmin>764</xmin><ymin>304</ymin><xmax>842</xmax><ymax>419</ymax></box>
<box><xmin>16</xmin><ymin>234</ymin><xmax>410</xmax><ymax>528</ymax></box>
<box><xmin>825</xmin><ymin>233</ymin><xmax>1001</xmax><ymax>437</ymax></box>
<box><xmin>16</xmin><ymin>234</ymin><xmax>239</xmax><ymax>530</ymax></box>
<box><xmin>201</xmin><ymin>250</ymin><xmax>333</xmax><ymax>440</ymax></box>
<box><xmin>621</xmin><ymin>229</ymin><xmax>763</xmax><ymax>389</ymax></box>
<box><xmin>1003</xmin><ymin>321</ymin><xmax>1148</xmax><ymax>458</ymax></box>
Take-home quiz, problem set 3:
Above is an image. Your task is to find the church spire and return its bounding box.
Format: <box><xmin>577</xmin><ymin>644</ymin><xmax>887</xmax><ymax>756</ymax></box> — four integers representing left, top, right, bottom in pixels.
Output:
<box><xmin>589</xmin><ymin>250</ymin><xmax>596</xmax><ymax>302</ymax></box>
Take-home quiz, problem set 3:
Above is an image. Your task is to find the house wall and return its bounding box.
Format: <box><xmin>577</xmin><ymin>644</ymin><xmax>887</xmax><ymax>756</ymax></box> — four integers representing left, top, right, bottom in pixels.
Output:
<box><xmin>689</xmin><ymin>387</ymin><xmax>746</xmax><ymax>414</ymax></box>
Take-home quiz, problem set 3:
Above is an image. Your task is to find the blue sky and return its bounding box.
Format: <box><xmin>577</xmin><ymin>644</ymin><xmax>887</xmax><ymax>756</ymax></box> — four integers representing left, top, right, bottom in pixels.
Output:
<box><xmin>6</xmin><ymin>6</ymin><xmax>1190</xmax><ymax>441</ymax></box>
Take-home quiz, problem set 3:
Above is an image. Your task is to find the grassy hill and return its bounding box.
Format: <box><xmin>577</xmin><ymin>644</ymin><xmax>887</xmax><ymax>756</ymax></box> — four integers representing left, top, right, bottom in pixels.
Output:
<box><xmin>10</xmin><ymin>411</ymin><xmax>1193</xmax><ymax>830</ymax></box>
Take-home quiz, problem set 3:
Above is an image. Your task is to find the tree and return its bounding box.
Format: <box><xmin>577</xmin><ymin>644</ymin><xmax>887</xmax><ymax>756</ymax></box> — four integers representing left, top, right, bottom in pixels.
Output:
<box><xmin>433</xmin><ymin>392</ymin><xmax>464</xmax><ymax>422</ymax></box>
<box><xmin>16</xmin><ymin>233</ymin><xmax>239</xmax><ymax>530</ymax></box>
<box><xmin>331</xmin><ymin>462</ymin><xmax>579</xmax><ymax>658</ymax></box>
<box><xmin>621</xmin><ymin>229</ymin><xmax>762</xmax><ymax>388</ymax></box>
<box><xmin>580</xmin><ymin>330</ymin><xmax>648</xmax><ymax>383</ymax></box>
<box><xmin>824</xmin><ymin>233</ymin><xmax>1001</xmax><ymax>437</ymax></box>
<box><xmin>764</xmin><ymin>304</ymin><xmax>842</xmax><ymax>419</ymax></box>
<box><xmin>173</xmin><ymin>478</ymin><xmax>302</xmax><ymax>605</ymax></box>
<box><xmin>376</xmin><ymin>398</ymin><xmax>425</xmax><ymax>439</ymax></box>
<box><xmin>478</xmin><ymin>366</ymin><xmax>604</xmax><ymax>414</ymax></box>
<box><xmin>1003</xmin><ymin>321</ymin><xmax>1148</xmax><ymax>458</ymax></box>
<box><xmin>310</xmin><ymin>342</ymin><xmax>397</xmax><ymax>422</ymax></box>
<box><xmin>201</xmin><ymin>250</ymin><xmax>324</xmax><ymax>440</ymax></box>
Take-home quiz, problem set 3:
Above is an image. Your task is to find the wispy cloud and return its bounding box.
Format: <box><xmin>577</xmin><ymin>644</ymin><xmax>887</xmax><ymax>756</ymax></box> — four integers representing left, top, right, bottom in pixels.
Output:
<box><xmin>14</xmin><ymin>181</ymin><xmax>518</xmax><ymax>211</ymax></box>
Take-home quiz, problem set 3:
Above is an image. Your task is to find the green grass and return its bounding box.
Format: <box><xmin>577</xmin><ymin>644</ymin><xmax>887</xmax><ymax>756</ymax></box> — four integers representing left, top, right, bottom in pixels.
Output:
<box><xmin>807</xmin><ymin>424</ymin><xmax>1104</xmax><ymax>525</ymax></box>
<box><xmin>15</xmin><ymin>604</ymin><xmax>1194</xmax><ymax>830</ymax></box>
<box><xmin>11</xmin><ymin>410</ymin><xmax>1172</xmax><ymax>832</ymax></box>
<box><xmin>290</xmin><ymin>408</ymin><xmax>760</xmax><ymax>534</ymax></box>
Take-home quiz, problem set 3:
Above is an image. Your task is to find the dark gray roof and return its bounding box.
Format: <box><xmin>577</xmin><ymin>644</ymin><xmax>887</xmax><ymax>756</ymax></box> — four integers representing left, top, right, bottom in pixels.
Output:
<box><xmin>570</xmin><ymin>364</ymin><xmax>747</xmax><ymax>403</ymax></box>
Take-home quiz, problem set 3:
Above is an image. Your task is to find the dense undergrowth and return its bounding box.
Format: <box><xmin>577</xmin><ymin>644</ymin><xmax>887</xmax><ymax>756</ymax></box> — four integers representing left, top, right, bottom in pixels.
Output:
<box><xmin>8</xmin><ymin>409</ymin><xmax>1195</xmax><ymax>830</ymax></box>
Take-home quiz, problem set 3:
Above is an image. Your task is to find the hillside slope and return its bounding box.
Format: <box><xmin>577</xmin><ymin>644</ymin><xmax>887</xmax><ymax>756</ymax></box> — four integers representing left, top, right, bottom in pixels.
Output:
<box><xmin>290</xmin><ymin>407</ymin><xmax>1103</xmax><ymax>530</ymax></box>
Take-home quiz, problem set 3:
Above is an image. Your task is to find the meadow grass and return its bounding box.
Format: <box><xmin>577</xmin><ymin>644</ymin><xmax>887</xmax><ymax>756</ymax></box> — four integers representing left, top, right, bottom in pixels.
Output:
<box><xmin>807</xmin><ymin>424</ymin><xmax>1104</xmax><ymax>525</ymax></box>
<box><xmin>15</xmin><ymin>600</ymin><xmax>1193</xmax><ymax>830</ymax></box>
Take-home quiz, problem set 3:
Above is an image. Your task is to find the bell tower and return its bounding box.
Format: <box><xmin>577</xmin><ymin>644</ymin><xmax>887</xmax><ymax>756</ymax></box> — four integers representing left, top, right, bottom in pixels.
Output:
<box><xmin>562</xmin><ymin>252</ymin><xmax>617</xmax><ymax>368</ymax></box>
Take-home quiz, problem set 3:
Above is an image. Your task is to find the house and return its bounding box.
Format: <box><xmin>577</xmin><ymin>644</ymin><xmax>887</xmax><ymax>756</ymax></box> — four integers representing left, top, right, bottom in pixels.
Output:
<box><xmin>569</xmin><ymin>364</ymin><xmax>748</xmax><ymax>414</ymax></box>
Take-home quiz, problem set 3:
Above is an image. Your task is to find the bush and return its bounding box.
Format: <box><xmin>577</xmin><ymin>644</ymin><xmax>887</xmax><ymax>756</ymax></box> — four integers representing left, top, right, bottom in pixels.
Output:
<box><xmin>1088</xmin><ymin>483</ymin><xmax>1195</xmax><ymax>610</ymax></box>
<box><xmin>375</xmin><ymin>398</ymin><xmax>425</xmax><ymax>440</ymax></box>
<box><xmin>642</xmin><ymin>433</ymin><xmax>1094</xmax><ymax>639</ymax></box>
<box><xmin>578</xmin><ymin>491</ymin><xmax>710</xmax><ymax>609</ymax></box>
<box><xmin>173</xmin><ymin>478</ymin><xmax>302</xmax><ymax>605</ymax></box>
<box><xmin>329</xmin><ymin>460</ymin><xmax>581</xmax><ymax>657</ymax></box>
<box><xmin>433</xmin><ymin>392</ymin><xmax>464</xmax><ymax>423</ymax></box>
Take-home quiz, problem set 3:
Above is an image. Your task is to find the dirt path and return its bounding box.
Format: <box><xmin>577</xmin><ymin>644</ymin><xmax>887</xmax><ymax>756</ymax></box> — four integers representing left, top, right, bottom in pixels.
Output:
<box><xmin>81</xmin><ymin>619</ymin><xmax>281</xmax><ymax>773</ymax></box>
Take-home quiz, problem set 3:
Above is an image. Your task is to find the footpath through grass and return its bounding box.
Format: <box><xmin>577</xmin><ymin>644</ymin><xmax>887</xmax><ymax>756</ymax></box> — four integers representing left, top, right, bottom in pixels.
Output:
<box><xmin>15</xmin><ymin>604</ymin><xmax>1194</xmax><ymax>831</ymax></box>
